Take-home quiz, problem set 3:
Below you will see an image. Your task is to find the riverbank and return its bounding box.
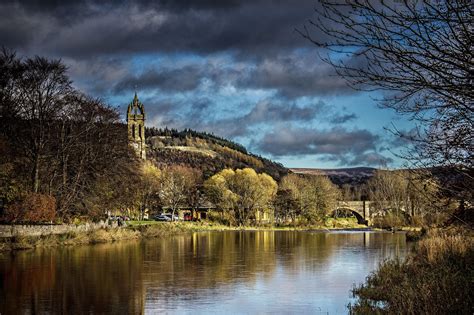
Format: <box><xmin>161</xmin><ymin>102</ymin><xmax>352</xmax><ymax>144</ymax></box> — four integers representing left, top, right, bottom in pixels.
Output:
<box><xmin>0</xmin><ymin>219</ymin><xmax>372</xmax><ymax>252</ymax></box>
<box><xmin>350</xmin><ymin>225</ymin><xmax>474</xmax><ymax>313</ymax></box>
<box><xmin>0</xmin><ymin>222</ymin><xmax>208</xmax><ymax>251</ymax></box>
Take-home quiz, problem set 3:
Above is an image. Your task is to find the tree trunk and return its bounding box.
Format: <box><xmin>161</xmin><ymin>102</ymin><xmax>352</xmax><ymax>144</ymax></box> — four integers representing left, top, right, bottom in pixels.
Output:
<box><xmin>62</xmin><ymin>155</ymin><xmax>68</xmax><ymax>187</ymax></box>
<box><xmin>171</xmin><ymin>205</ymin><xmax>177</xmax><ymax>221</ymax></box>
<box><xmin>33</xmin><ymin>153</ymin><xmax>40</xmax><ymax>193</ymax></box>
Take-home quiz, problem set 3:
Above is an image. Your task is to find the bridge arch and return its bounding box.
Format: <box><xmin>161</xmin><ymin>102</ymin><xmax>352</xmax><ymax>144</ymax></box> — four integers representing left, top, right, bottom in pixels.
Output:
<box><xmin>331</xmin><ymin>207</ymin><xmax>368</xmax><ymax>225</ymax></box>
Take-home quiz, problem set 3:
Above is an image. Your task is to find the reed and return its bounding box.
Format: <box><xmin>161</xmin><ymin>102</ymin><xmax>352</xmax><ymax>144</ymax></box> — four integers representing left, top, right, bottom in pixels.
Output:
<box><xmin>350</xmin><ymin>227</ymin><xmax>474</xmax><ymax>314</ymax></box>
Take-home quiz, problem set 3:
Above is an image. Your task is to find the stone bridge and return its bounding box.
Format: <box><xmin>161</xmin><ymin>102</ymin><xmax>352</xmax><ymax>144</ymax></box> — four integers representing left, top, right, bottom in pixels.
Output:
<box><xmin>333</xmin><ymin>201</ymin><xmax>373</xmax><ymax>225</ymax></box>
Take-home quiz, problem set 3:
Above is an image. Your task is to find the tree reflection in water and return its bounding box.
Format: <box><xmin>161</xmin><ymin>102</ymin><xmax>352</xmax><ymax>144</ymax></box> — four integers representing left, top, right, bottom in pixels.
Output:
<box><xmin>0</xmin><ymin>231</ymin><xmax>407</xmax><ymax>314</ymax></box>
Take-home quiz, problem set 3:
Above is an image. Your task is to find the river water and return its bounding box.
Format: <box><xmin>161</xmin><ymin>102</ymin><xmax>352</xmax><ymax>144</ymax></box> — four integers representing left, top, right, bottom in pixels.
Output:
<box><xmin>0</xmin><ymin>231</ymin><xmax>408</xmax><ymax>314</ymax></box>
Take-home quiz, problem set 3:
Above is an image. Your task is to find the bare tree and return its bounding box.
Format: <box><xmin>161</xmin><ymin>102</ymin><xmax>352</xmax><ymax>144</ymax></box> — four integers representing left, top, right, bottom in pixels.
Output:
<box><xmin>0</xmin><ymin>49</ymin><xmax>21</xmax><ymax>118</ymax></box>
<box><xmin>341</xmin><ymin>184</ymin><xmax>353</xmax><ymax>201</ymax></box>
<box><xmin>0</xmin><ymin>51</ymin><xmax>142</xmax><ymax>220</ymax></box>
<box><xmin>0</xmin><ymin>53</ymin><xmax>73</xmax><ymax>193</ymax></box>
<box><xmin>299</xmin><ymin>0</ymin><xmax>473</xmax><ymax>200</ymax></box>
<box><xmin>159</xmin><ymin>165</ymin><xmax>201</xmax><ymax>221</ymax></box>
<box><xmin>368</xmin><ymin>169</ymin><xmax>443</xmax><ymax>226</ymax></box>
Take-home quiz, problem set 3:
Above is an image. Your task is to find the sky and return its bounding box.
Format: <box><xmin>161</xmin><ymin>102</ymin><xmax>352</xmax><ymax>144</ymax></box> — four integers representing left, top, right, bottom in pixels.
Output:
<box><xmin>0</xmin><ymin>0</ymin><xmax>415</xmax><ymax>169</ymax></box>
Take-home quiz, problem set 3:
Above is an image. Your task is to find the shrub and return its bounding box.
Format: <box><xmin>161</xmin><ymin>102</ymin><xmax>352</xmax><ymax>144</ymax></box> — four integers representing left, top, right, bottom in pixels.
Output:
<box><xmin>405</xmin><ymin>227</ymin><xmax>427</xmax><ymax>242</ymax></box>
<box><xmin>350</xmin><ymin>230</ymin><xmax>474</xmax><ymax>314</ymax></box>
<box><xmin>3</xmin><ymin>193</ymin><xmax>56</xmax><ymax>223</ymax></box>
<box><xmin>207</xmin><ymin>210</ymin><xmax>233</xmax><ymax>226</ymax></box>
<box><xmin>372</xmin><ymin>213</ymin><xmax>407</xmax><ymax>229</ymax></box>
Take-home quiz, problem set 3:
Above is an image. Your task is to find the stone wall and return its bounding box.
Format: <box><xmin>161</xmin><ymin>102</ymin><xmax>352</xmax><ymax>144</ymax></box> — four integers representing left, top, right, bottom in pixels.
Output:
<box><xmin>0</xmin><ymin>222</ymin><xmax>108</xmax><ymax>238</ymax></box>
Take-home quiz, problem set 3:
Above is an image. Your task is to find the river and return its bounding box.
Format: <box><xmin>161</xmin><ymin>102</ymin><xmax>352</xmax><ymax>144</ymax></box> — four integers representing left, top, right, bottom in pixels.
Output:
<box><xmin>0</xmin><ymin>230</ymin><xmax>408</xmax><ymax>314</ymax></box>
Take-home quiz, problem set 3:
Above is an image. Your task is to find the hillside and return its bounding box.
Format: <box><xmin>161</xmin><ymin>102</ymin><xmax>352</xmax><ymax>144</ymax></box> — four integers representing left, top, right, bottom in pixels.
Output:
<box><xmin>145</xmin><ymin>127</ymin><xmax>289</xmax><ymax>180</ymax></box>
<box><xmin>145</xmin><ymin>127</ymin><xmax>379</xmax><ymax>185</ymax></box>
<box><xmin>291</xmin><ymin>167</ymin><xmax>377</xmax><ymax>187</ymax></box>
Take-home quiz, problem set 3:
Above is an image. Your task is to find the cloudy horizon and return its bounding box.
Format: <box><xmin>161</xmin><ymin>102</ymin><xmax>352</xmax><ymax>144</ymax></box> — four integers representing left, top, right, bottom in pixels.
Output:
<box><xmin>0</xmin><ymin>0</ymin><xmax>414</xmax><ymax>169</ymax></box>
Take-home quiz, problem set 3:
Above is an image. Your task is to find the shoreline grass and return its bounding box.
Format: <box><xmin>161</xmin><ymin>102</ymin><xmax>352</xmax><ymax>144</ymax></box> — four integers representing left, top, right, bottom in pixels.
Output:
<box><xmin>0</xmin><ymin>218</ymin><xmax>373</xmax><ymax>252</ymax></box>
<box><xmin>350</xmin><ymin>226</ymin><xmax>474</xmax><ymax>314</ymax></box>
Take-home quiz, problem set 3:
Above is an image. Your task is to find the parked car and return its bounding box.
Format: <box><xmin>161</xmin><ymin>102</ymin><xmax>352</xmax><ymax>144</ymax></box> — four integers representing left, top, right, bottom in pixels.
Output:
<box><xmin>165</xmin><ymin>214</ymin><xmax>179</xmax><ymax>221</ymax></box>
<box><xmin>154</xmin><ymin>214</ymin><xmax>171</xmax><ymax>222</ymax></box>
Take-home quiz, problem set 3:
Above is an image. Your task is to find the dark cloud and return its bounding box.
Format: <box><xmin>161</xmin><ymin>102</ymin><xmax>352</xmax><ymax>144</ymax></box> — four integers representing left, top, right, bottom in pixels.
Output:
<box><xmin>201</xmin><ymin>99</ymin><xmax>327</xmax><ymax>138</ymax></box>
<box><xmin>239</xmin><ymin>53</ymin><xmax>352</xmax><ymax>97</ymax></box>
<box><xmin>143</xmin><ymin>98</ymin><xmax>179</xmax><ymax>118</ymax></box>
<box><xmin>65</xmin><ymin>57</ymin><xmax>131</xmax><ymax>94</ymax></box>
<box><xmin>0</xmin><ymin>0</ymin><xmax>357</xmax><ymax>99</ymax></box>
<box><xmin>256</xmin><ymin>127</ymin><xmax>378</xmax><ymax>156</ymax></box>
<box><xmin>112</xmin><ymin>61</ymin><xmax>240</xmax><ymax>94</ymax></box>
<box><xmin>253</xmin><ymin>126</ymin><xmax>391</xmax><ymax>166</ymax></box>
<box><xmin>137</xmin><ymin>93</ymin><xmax>359</xmax><ymax>143</ymax></box>
<box><xmin>140</xmin><ymin>97</ymin><xmax>327</xmax><ymax>139</ymax></box>
<box><xmin>107</xmin><ymin>53</ymin><xmax>354</xmax><ymax>98</ymax></box>
<box><xmin>0</xmin><ymin>4</ymin><xmax>40</xmax><ymax>48</ymax></box>
<box><xmin>138</xmin><ymin>96</ymin><xmax>217</xmax><ymax>131</ymax></box>
<box><xmin>2</xmin><ymin>0</ymin><xmax>241</xmax><ymax>18</ymax></box>
<box><xmin>346</xmin><ymin>152</ymin><xmax>393</xmax><ymax>167</ymax></box>
<box><xmin>244</xmin><ymin>99</ymin><xmax>325</xmax><ymax>124</ymax></box>
<box><xmin>0</xmin><ymin>0</ymin><xmax>321</xmax><ymax>59</ymax></box>
<box><xmin>114</xmin><ymin>65</ymin><xmax>203</xmax><ymax>93</ymax></box>
<box><xmin>146</xmin><ymin>0</ymin><xmax>242</xmax><ymax>12</ymax></box>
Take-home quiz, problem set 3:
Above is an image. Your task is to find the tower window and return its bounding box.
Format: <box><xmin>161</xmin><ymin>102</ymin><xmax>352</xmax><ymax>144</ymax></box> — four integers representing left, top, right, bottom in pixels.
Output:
<box><xmin>132</xmin><ymin>125</ymin><xmax>135</xmax><ymax>139</ymax></box>
<box><xmin>139</xmin><ymin>125</ymin><xmax>142</xmax><ymax>139</ymax></box>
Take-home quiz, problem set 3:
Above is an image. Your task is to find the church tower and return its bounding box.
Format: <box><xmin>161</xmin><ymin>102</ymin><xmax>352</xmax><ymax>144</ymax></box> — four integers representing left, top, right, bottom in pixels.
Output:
<box><xmin>127</xmin><ymin>93</ymin><xmax>146</xmax><ymax>159</ymax></box>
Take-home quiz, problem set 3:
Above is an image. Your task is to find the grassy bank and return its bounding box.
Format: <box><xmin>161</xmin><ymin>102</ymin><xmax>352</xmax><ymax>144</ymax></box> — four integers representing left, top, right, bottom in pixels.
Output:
<box><xmin>350</xmin><ymin>226</ymin><xmax>474</xmax><ymax>314</ymax></box>
<box><xmin>0</xmin><ymin>222</ymin><xmax>225</xmax><ymax>251</ymax></box>
<box><xmin>0</xmin><ymin>218</ymin><xmax>368</xmax><ymax>252</ymax></box>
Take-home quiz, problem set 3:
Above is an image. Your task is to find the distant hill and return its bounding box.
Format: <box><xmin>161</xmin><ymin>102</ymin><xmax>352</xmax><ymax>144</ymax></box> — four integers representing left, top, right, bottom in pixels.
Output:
<box><xmin>291</xmin><ymin>167</ymin><xmax>377</xmax><ymax>187</ymax></box>
<box><xmin>145</xmin><ymin>127</ymin><xmax>289</xmax><ymax>180</ymax></box>
<box><xmin>145</xmin><ymin>127</ymin><xmax>381</xmax><ymax>185</ymax></box>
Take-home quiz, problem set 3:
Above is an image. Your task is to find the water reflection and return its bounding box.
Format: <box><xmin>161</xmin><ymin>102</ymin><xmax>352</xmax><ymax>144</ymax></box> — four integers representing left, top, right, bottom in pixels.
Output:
<box><xmin>0</xmin><ymin>231</ymin><xmax>407</xmax><ymax>314</ymax></box>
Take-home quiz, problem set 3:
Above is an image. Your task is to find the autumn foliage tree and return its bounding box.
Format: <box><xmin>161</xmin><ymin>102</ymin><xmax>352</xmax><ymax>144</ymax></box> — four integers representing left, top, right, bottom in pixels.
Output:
<box><xmin>136</xmin><ymin>162</ymin><xmax>161</xmax><ymax>219</ymax></box>
<box><xmin>3</xmin><ymin>193</ymin><xmax>56</xmax><ymax>223</ymax></box>
<box><xmin>280</xmin><ymin>174</ymin><xmax>340</xmax><ymax>224</ymax></box>
<box><xmin>204</xmin><ymin>168</ymin><xmax>277</xmax><ymax>226</ymax></box>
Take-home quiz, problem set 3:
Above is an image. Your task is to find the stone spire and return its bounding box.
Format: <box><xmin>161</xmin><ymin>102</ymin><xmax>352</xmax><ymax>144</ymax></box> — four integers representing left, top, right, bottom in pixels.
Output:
<box><xmin>127</xmin><ymin>93</ymin><xmax>146</xmax><ymax>159</ymax></box>
<box><xmin>127</xmin><ymin>92</ymin><xmax>145</xmax><ymax>120</ymax></box>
